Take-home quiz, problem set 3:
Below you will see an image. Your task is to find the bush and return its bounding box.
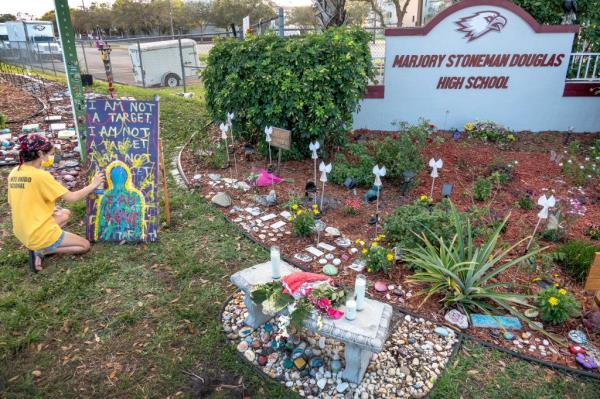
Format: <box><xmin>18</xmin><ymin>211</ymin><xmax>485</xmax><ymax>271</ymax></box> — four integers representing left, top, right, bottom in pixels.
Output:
<box><xmin>473</xmin><ymin>177</ymin><xmax>492</xmax><ymax>201</ymax></box>
<box><xmin>360</xmin><ymin>234</ymin><xmax>395</xmax><ymax>274</ymax></box>
<box><xmin>536</xmin><ymin>287</ymin><xmax>580</xmax><ymax>325</ymax></box>
<box><xmin>464</xmin><ymin>120</ymin><xmax>515</xmax><ymax>144</ymax></box>
<box><xmin>0</xmin><ymin>113</ymin><xmax>7</xmax><ymax>129</ymax></box>
<box><xmin>518</xmin><ymin>196</ymin><xmax>535</xmax><ymax>210</ymax></box>
<box><xmin>555</xmin><ymin>240</ymin><xmax>600</xmax><ymax>282</ymax></box>
<box><xmin>383</xmin><ymin>200</ymin><xmax>455</xmax><ymax>259</ymax></box>
<box><xmin>329</xmin><ymin>120</ymin><xmax>430</xmax><ymax>188</ymax></box>
<box><xmin>404</xmin><ymin>202</ymin><xmax>542</xmax><ymax>315</ymax></box>
<box><xmin>203</xmin><ymin>28</ymin><xmax>374</xmax><ymax>157</ymax></box>
<box><xmin>588</xmin><ymin>224</ymin><xmax>600</xmax><ymax>241</ymax></box>
<box><xmin>289</xmin><ymin>205</ymin><xmax>316</xmax><ymax>237</ymax></box>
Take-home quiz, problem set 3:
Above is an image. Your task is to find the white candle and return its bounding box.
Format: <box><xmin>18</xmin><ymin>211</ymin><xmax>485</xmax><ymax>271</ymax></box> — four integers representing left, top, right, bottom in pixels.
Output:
<box><xmin>271</xmin><ymin>246</ymin><xmax>281</xmax><ymax>279</ymax></box>
<box><xmin>355</xmin><ymin>274</ymin><xmax>366</xmax><ymax>311</ymax></box>
<box><xmin>345</xmin><ymin>299</ymin><xmax>357</xmax><ymax>320</ymax></box>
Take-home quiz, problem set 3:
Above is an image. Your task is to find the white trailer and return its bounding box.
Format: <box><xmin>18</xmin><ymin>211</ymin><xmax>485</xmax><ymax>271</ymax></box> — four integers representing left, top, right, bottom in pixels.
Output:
<box><xmin>5</xmin><ymin>21</ymin><xmax>61</xmax><ymax>58</ymax></box>
<box><xmin>128</xmin><ymin>39</ymin><xmax>199</xmax><ymax>87</ymax></box>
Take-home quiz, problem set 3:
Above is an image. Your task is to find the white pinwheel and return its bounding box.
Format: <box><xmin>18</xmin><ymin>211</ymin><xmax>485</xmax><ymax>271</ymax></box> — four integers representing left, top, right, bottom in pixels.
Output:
<box><xmin>537</xmin><ymin>195</ymin><xmax>556</xmax><ymax>219</ymax></box>
<box><xmin>264</xmin><ymin>126</ymin><xmax>273</xmax><ymax>143</ymax></box>
<box><xmin>227</xmin><ymin>112</ymin><xmax>234</xmax><ymax>126</ymax></box>
<box><xmin>372</xmin><ymin>165</ymin><xmax>386</xmax><ymax>187</ymax></box>
<box><xmin>319</xmin><ymin>161</ymin><xmax>332</xmax><ymax>182</ymax></box>
<box><xmin>429</xmin><ymin>158</ymin><xmax>443</xmax><ymax>178</ymax></box>
<box><xmin>219</xmin><ymin>122</ymin><xmax>228</xmax><ymax>140</ymax></box>
<box><xmin>309</xmin><ymin>141</ymin><xmax>320</xmax><ymax>160</ymax></box>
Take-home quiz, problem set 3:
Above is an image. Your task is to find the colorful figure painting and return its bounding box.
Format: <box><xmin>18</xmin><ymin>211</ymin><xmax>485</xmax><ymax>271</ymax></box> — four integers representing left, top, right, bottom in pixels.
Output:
<box><xmin>85</xmin><ymin>99</ymin><xmax>159</xmax><ymax>242</ymax></box>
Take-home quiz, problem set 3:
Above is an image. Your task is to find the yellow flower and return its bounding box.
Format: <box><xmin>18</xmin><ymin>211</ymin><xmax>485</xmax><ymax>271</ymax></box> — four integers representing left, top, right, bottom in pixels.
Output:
<box><xmin>355</xmin><ymin>239</ymin><xmax>361</xmax><ymax>244</ymax></box>
<box><xmin>386</xmin><ymin>253</ymin><xmax>394</xmax><ymax>261</ymax></box>
<box><xmin>313</xmin><ymin>209</ymin><xmax>320</xmax><ymax>215</ymax></box>
<box><xmin>297</xmin><ymin>210</ymin><xmax>303</xmax><ymax>215</ymax></box>
<box><xmin>464</xmin><ymin>122</ymin><xmax>474</xmax><ymax>131</ymax></box>
<box><xmin>374</xmin><ymin>236</ymin><xmax>380</xmax><ymax>242</ymax></box>
<box><xmin>288</xmin><ymin>217</ymin><xmax>294</xmax><ymax>222</ymax></box>
<box><xmin>507</xmin><ymin>134</ymin><xmax>516</xmax><ymax>142</ymax></box>
<box><xmin>312</xmin><ymin>204</ymin><xmax>318</xmax><ymax>209</ymax></box>
<box><xmin>362</xmin><ymin>248</ymin><xmax>368</xmax><ymax>254</ymax></box>
<box><xmin>367</xmin><ymin>268</ymin><xmax>372</xmax><ymax>273</ymax></box>
<box><xmin>291</xmin><ymin>204</ymin><xmax>298</xmax><ymax>210</ymax></box>
<box><xmin>532</xmin><ymin>277</ymin><xmax>541</xmax><ymax>282</ymax></box>
<box><xmin>558</xmin><ymin>288</ymin><xmax>567</xmax><ymax>295</ymax></box>
<box><xmin>371</xmin><ymin>242</ymin><xmax>379</xmax><ymax>248</ymax></box>
<box><xmin>420</xmin><ymin>194</ymin><xmax>428</xmax><ymax>201</ymax></box>
<box><xmin>548</xmin><ymin>297</ymin><xmax>559</xmax><ymax>306</ymax></box>
<box><xmin>553</xmin><ymin>283</ymin><xmax>559</xmax><ymax>287</ymax></box>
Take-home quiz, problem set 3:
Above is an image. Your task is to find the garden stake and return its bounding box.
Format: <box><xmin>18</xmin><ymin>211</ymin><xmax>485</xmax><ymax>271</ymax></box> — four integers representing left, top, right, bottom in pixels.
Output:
<box><xmin>309</xmin><ymin>141</ymin><xmax>320</xmax><ymax>205</ymax></box>
<box><xmin>227</xmin><ymin>112</ymin><xmax>238</xmax><ymax>177</ymax></box>
<box><xmin>372</xmin><ymin>165</ymin><xmax>386</xmax><ymax>236</ymax></box>
<box><xmin>265</xmin><ymin>126</ymin><xmax>273</xmax><ymax>166</ymax></box>
<box><xmin>428</xmin><ymin>158</ymin><xmax>443</xmax><ymax>199</ymax></box>
<box><xmin>219</xmin><ymin>122</ymin><xmax>230</xmax><ymax>169</ymax></box>
<box><xmin>527</xmin><ymin>194</ymin><xmax>556</xmax><ymax>250</ymax></box>
<box><xmin>319</xmin><ymin>161</ymin><xmax>332</xmax><ymax>212</ymax></box>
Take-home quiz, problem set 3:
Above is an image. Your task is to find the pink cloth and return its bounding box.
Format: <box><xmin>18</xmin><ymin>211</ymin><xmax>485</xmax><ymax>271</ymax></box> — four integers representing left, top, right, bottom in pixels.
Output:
<box><xmin>256</xmin><ymin>169</ymin><xmax>283</xmax><ymax>186</ymax></box>
<box><xmin>282</xmin><ymin>272</ymin><xmax>331</xmax><ymax>297</ymax></box>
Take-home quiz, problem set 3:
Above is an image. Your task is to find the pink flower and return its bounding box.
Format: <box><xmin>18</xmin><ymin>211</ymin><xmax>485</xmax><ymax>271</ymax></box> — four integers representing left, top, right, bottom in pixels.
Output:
<box><xmin>316</xmin><ymin>298</ymin><xmax>330</xmax><ymax>310</ymax></box>
<box><xmin>327</xmin><ymin>308</ymin><xmax>344</xmax><ymax>319</ymax></box>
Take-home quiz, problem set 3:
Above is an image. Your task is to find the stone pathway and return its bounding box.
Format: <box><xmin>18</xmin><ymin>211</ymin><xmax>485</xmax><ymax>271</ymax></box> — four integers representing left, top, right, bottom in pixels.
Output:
<box><xmin>222</xmin><ymin>292</ymin><xmax>459</xmax><ymax>399</ymax></box>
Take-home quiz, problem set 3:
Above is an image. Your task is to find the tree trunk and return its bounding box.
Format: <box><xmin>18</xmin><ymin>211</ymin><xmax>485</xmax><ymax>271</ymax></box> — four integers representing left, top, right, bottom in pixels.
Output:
<box><xmin>366</xmin><ymin>0</ymin><xmax>386</xmax><ymax>28</ymax></box>
<box><xmin>394</xmin><ymin>0</ymin><xmax>412</xmax><ymax>27</ymax></box>
<box><xmin>314</xmin><ymin>0</ymin><xmax>347</xmax><ymax>28</ymax></box>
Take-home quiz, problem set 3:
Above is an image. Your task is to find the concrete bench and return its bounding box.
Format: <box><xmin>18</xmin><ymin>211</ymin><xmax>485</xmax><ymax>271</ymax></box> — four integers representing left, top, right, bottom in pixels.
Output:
<box><xmin>230</xmin><ymin>261</ymin><xmax>393</xmax><ymax>383</ymax></box>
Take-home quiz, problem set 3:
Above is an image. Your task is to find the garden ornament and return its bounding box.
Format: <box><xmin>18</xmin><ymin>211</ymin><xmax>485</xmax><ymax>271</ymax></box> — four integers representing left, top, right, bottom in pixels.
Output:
<box><xmin>372</xmin><ymin>165</ymin><xmax>386</xmax><ymax>235</ymax></box>
<box><xmin>219</xmin><ymin>122</ymin><xmax>231</xmax><ymax>164</ymax></box>
<box><xmin>319</xmin><ymin>162</ymin><xmax>332</xmax><ymax>211</ymax></box>
<box><xmin>309</xmin><ymin>141</ymin><xmax>320</xmax><ymax>203</ymax></box>
<box><xmin>226</xmin><ymin>112</ymin><xmax>238</xmax><ymax>176</ymax></box>
<box><xmin>428</xmin><ymin>158</ymin><xmax>443</xmax><ymax>198</ymax></box>
<box><xmin>527</xmin><ymin>194</ymin><xmax>556</xmax><ymax>250</ymax></box>
<box><xmin>265</xmin><ymin>126</ymin><xmax>273</xmax><ymax>165</ymax></box>
<box><xmin>227</xmin><ymin>112</ymin><xmax>234</xmax><ymax>126</ymax></box>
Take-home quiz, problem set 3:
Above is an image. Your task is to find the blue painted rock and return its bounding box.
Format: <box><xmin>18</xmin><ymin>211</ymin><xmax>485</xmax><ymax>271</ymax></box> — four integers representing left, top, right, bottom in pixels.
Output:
<box><xmin>282</xmin><ymin>358</ymin><xmax>294</xmax><ymax>369</ymax></box>
<box><xmin>568</xmin><ymin>330</ymin><xmax>588</xmax><ymax>344</ymax></box>
<box><xmin>503</xmin><ymin>332</ymin><xmax>515</xmax><ymax>340</ymax></box>
<box><xmin>292</xmin><ymin>347</ymin><xmax>305</xmax><ymax>359</ymax></box>
<box><xmin>309</xmin><ymin>357</ymin><xmax>324</xmax><ymax>368</ymax></box>
<box><xmin>434</xmin><ymin>327</ymin><xmax>449</xmax><ymax>337</ymax></box>
<box><xmin>239</xmin><ymin>326</ymin><xmax>253</xmax><ymax>337</ymax></box>
<box><xmin>263</xmin><ymin>323</ymin><xmax>273</xmax><ymax>332</ymax></box>
<box><xmin>330</xmin><ymin>355</ymin><xmax>342</xmax><ymax>373</ymax></box>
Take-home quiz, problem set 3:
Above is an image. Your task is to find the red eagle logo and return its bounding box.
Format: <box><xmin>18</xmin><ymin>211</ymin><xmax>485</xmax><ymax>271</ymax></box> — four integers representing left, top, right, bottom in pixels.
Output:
<box><xmin>455</xmin><ymin>10</ymin><xmax>507</xmax><ymax>42</ymax></box>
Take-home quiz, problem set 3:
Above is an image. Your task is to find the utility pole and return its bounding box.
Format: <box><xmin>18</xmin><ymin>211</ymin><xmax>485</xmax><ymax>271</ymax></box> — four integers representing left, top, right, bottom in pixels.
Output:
<box><xmin>54</xmin><ymin>0</ymin><xmax>87</xmax><ymax>162</ymax></box>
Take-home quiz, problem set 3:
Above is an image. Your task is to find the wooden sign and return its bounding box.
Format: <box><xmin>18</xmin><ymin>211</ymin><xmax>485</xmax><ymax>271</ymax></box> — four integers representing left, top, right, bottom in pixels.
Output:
<box><xmin>85</xmin><ymin>99</ymin><xmax>160</xmax><ymax>242</ymax></box>
<box><xmin>270</xmin><ymin>127</ymin><xmax>291</xmax><ymax>151</ymax></box>
<box><xmin>584</xmin><ymin>253</ymin><xmax>600</xmax><ymax>291</ymax></box>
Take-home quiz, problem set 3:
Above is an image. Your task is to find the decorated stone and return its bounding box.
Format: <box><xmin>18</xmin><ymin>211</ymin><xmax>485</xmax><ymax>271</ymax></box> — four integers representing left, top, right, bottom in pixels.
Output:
<box><xmin>576</xmin><ymin>353</ymin><xmax>598</xmax><ymax>369</ymax></box>
<box><xmin>237</xmin><ymin>341</ymin><xmax>248</xmax><ymax>352</ymax></box>
<box><xmin>282</xmin><ymin>358</ymin><xmax>294</xmax><ymax>369</ymax></box>
<box><xmin>293</xmin><ymin>253</ymin><xmax>313</xmax><ymax>263</ymax></box>
<box><xmin>292</xmin><ymin>347</ymin><xmax>305</xmax><ymax>359</ymax></box>
<box><xmin>568</xmin><ymin>330</ymin><xmax>588</xmax><ymax>344</ymax></box>
<box><xmin>318</xmin><ymin>258</ymin><xmax>327</xmax><ymax>265</ymax></box>
<box><xmin>309</xmin><ymin>357</ymin><xmax>324</xmax><ymax>368</ymax></box>
<box><xmin>334</xmin><ymin>237</ymin><xmax>351</xmax><ymax>247</ymax></box>
<box><xmin>330</xmin><ymin>354</ymin><xmax>342</xmax><ymax>373</ymax></box>
<box><xmin>503</xmin><ymin>332</ymin><xmax>515</xmax><ymax>340</ymax></box>
<box><xmin>569</xmin><ymin>344</ymin><xmax>587</xmax><ymax>355</ymax></box>
<box><xmin>244</xmin><ymin>349</ymin><xmax>256</xmax><ymax>362</ymax></box>
<box><xmin>434</xmin><ymin>327</ymin><xmax>449</xmax><ymax>337</ymax></box>
<box><xmin>349</xmin><ymin>258</ymin><xmax>365</xmax><ymax>272</ymax></box>
<box><xmin>293</xmin><ymin>357</ymin><xmax>307</xmax><ymax>370</ymax></box>
<box><xmin>444</xmin><ymin>309</ymin><xmax>469</xmax><ymax>329</ymax></box>
<box><xmin>258</xmin><ymin>355</ymin><xmax>267</xmax><ymax>366</ymax></box>
<box><xmin>239</xmin><ymin>326</ymin><xmax>253</xmax><ymax>337</ymax></box>
<box><xmin>374</xmin><ymin>281</ymin><xmax>388</xmax><ymax>292</ymax></box>
<box><xmin>332</xmin><ymin>258</ymin><xmax>341</xmax><ymax>266</ymax></box>
<box><xmin>524</xmin><ymin>308</ymin><xmax>539</xmax><ymax>318</ymax></box>
<box><xmin>323</xmin><ymin>264</ymin><xmax>338</xmax><ymax>276</ymax></box>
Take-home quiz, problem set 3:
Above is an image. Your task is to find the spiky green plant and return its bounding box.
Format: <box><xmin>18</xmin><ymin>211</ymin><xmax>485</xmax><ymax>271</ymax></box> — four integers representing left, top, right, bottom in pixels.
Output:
<box><xmin>404</xmin><ymin>203</ymin><xmax>545</xmax><ymax>317</ymax></box>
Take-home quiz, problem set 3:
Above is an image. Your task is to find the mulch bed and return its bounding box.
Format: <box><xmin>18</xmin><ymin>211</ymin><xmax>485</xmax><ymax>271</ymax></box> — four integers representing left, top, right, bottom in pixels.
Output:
<box><xmin>181</xmin><ymin>123</ymin><xmax>600</xmax><ymax>373</ymax></box>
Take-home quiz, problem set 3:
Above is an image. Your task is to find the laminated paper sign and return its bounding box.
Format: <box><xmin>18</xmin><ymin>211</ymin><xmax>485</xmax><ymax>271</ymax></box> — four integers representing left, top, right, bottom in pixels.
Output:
<box><xmin>85</xmin><ymin>99</ymin><xmax>159</xmax><ymax>242</ymax></box>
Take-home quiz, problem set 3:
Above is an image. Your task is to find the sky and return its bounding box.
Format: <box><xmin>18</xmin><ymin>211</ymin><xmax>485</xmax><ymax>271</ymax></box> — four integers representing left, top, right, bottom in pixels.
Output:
<box><xmin>0</xmin><ymin>0</ymin><xmax>312</xmax><ymax>19</ymax></box>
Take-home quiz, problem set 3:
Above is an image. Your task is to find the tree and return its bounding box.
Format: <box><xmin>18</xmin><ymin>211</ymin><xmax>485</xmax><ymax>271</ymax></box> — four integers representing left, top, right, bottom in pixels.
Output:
<box><xmin>0</xmin><ymin>14</ymin><xmax>17</xmax><ymax>22</ymax></box>
<box><xmin>287</xmin><ymin>6</ymin><xmax>318</xmax><ymax>30</ymax></box>
<box><xmin>346</xmin><ymin>1</ymin><xmax>370</xmax><ymax>26</ymax></box>
<box><xmin>313</xmin><ymin>0</ymin><xmax>347</xmax><ymax>28</ymax></box>
<box><xmin>208</xmin><ymin>0</ymin><xmax>276</xmax><ymax>29</ymax></box>
<box><xmin>358</xmin><ymin>0</ymin><xmax>414</xmax><ymax>27</ymax></box>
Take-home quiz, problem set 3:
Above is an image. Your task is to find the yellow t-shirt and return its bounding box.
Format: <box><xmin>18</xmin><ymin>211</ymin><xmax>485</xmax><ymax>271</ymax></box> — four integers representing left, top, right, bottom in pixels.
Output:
<box><xmin>7</xmin><ymin>165</ymin><xmax>69</xmax><ymax>251</ymax></box>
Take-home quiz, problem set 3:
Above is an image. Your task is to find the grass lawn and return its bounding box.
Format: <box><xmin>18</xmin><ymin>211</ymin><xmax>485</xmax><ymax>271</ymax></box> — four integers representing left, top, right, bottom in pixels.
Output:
<box><xmin>1</xmin><ymin>78</ymin><xmax>600</xmax><ymax>398</ymax></box>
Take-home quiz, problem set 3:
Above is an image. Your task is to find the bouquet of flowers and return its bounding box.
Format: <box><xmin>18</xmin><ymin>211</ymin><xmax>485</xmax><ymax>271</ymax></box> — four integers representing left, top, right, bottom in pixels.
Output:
<box><xmin>250</xmin><ymin>272</ymin><xmax>346</xmax><ymax>330</ymax></box>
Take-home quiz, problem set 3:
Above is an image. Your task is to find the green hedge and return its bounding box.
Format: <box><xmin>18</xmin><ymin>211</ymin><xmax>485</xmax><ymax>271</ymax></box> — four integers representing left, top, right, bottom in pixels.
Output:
<box><xmin>203</xmin><ymin>28</ymin><xmax>374</xmax><ymax>157</ymax></box>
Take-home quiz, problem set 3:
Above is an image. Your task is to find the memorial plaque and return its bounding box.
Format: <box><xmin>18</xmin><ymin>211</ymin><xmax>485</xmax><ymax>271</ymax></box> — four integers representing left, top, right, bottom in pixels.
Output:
<box><xmin>270</xmin><ymin>127</ymin><xmax>291</xmax><ymax>151</ymax></box>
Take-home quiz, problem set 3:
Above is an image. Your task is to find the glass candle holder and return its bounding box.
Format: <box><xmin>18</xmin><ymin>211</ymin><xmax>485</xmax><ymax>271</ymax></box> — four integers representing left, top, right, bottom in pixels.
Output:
<box><xmin>345</xmin><ymin>299</ymin><xmax>357</xmax><ymax>321</ymax></box>
<box><xmin>355</xmin><ymin>274</ymin><xmax>366</xmax><ymax>311</ymax></box>
<box><xmin>271</xmin><ymin>246</ymin><xmax>281</xmax><ymax>279</ymax></box>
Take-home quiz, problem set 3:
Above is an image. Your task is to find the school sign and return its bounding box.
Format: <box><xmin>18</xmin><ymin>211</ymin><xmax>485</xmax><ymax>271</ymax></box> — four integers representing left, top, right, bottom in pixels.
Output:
<box><xmin>353</xmin><ymin>0</ymin><xmax>600</xmax><ymax>132</ymax></box>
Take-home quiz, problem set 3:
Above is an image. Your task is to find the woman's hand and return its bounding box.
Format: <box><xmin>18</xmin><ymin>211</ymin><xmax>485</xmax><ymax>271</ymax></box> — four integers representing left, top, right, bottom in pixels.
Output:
<box><xmin>91</xmin><ymin>172</ymin><xmax>105</xmax><ymax>188</ymax></box>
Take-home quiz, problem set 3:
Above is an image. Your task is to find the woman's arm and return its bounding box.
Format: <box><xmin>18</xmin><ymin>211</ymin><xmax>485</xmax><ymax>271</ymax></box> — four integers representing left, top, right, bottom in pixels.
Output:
<box><xmin>60</xmin><ymin>172</ymin><xmax>105</xmax><ymax>203</ymax></box>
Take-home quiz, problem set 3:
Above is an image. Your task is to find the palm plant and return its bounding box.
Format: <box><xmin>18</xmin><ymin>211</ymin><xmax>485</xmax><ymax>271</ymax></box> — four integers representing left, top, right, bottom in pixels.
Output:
<box><xmin>404</xmin><ymin>202</ymin><xmax>546</xmax><ymax>318</ymax></box>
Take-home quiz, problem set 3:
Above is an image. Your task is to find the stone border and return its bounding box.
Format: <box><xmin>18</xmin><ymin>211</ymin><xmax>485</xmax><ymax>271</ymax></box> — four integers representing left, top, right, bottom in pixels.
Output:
<box><xmin>178</xmin><ymin>122</ymin><xmax>600</xmax><ymax>384</ymax></box>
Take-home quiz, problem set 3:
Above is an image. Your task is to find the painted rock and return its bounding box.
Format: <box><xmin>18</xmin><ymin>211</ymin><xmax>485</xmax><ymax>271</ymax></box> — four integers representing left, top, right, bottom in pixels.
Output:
<box><xmin>332</xmin><ymin>258</ymin><xmax>341</xmax><ymax>266</ymax></box>
<box><xmin>330</xmin><ymin>356</ymin><xmax>342</xmax><ymax>373</ymax></box>
<box><xmin>323</xmin><ymin>264</ymin><xmax>338</xmax><ymax>276</ymax></box>
<box><xmin>258</xmin><ymin>355</ymin><xmax>267</xmax><ymax>366</ymax></box>
<box><xmin>503</xmin><ymin>332</ymin><xmax>515</xmax><ymax>340</ymax></box>
<box><xmin>309</xmin><ymin>357</ymin><xmax>324</xmax><ymax>368</ymax></box>
<box><xmin>576</xmin><ymin>353</ymin><xmax>598</xmax><ymax>369</ymax></box>
<box><xmin>524</xmin><ymin>309</ymin><xmax>539</xmax><ymax>318</ymax></box>
<box><xmin>318</xmin><ymin>258</ymin><xmax>327</xmax><ymax>265</ymax></box>
<box><xmin>374</xmin><ymin>281</ymin><xmax>388</xmax><ymax>292</ymax></box>
<box><xmin>211</xmin><ymin>192</ymin><xmax>232</xmax><ymax>207</ymax></box>
<box><xmin>264</xmin><ymin>323</ymin><xmax>273</xmax><ymax>333</ymax></box>
<box><xmin>237</xmin><ymin>341</ymin><xmax>248</xmax><ymax>352</ymax></box>
<box><xmin>239</xmin><ymin>326</ymin><xmax>253</xmax><ymax>337</ymax></box>
<box><xmin>325</xmin><ymin>227</ymin><xmax>341</xmax><ymax>237</ymax></box>
<box><xmin>444</xmin><ymin>309</ymin><xmax>469</xmax><ymax>329</ymax></box>
<box><xmin>293</xmin><ymin>357</ymin><xmax>307</xmax><ymax>371</ymax></box>
<box><xmin>434</xmin><ymin>327</ymin><xmax>449</xmax><ymax>337</ymax></box>
<box><xmin>568</xmin><ymin>330</ymin><xmax>588</xmax><ymax>344</ymax></box>
<box><xmin>317</xmin><ymin>378</ymin><xmax>327</xmax><ymax>390</ymax></box>
<box><xmin>282</xmin><ymin>358</ymin><xmax>294</xmax><ymax>369</ymax></box>
<box><xmin>244</xmin><ymin>349</ymin><xmax>256</xmax><ymax>362</ymax></box>
<box><xmin>569</xmin><ymin>344</ymin><xmax>587</xmax><ymax>355</ymax></box>
<box><xmin>291</xmin><ymin>347</ymin><xmax>305</xmax><ymax>359</ymax></box>
<box><xmin>251</xmin><ymin>340</ymin><xmax>262</xmax><ymax>349</ymax></box>
<box><xmin>267</xmin><ymin>352</ymin><xmax>279</xmax><ymax>364</ymax></box>
<box><xmin>336</xmin><ymin>382</ymin><xmax>349</xmax><ymax>393</ymax></box>
<box><xmin>334</xmin><ymin>237</ymin><xmax>351</xmax><ymax>248</ymax></box>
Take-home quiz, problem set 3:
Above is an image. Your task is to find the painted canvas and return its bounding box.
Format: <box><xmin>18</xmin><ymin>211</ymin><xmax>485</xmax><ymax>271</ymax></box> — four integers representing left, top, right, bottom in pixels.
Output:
<box><xmin>85</xmin><ymin>99</ymin><xmax>159</xmax><ymax>242</ymax></box>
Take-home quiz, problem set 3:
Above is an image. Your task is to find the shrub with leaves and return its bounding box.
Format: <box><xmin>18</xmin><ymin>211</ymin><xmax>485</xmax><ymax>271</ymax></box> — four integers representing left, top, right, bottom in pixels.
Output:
<box><xmin>404</xmin><ymin>202</ymin><xmax>543</xmax><ymax>316</ymax></box>
<box><xmin>536</xmin><ymin>287</ymin><xmax>580</xmax><ymax>325</ymax></box>
<box><xmin>343</xmin><ymin>198</ymin><xmax>361</xmax><ymax>215</ymax></box>
<box><xmin>554</xmin><ymin>240</ymin><xmax>600</xmax><ymax>282</ymax></box>
<box><xmin>473</xmin><ymin>177</ymin><xmax>492</xmax><ymax>201</ymax></box>
<box><xmin>289</xmin><ymin>205</ymin><xmax>316</xmax><ymax>237</ymax></box>
<box><xmin>588</xmin><ymin>224</ymin><xmax>600</xmax><ymax>240</ymax></box>
<box><xmin>203</xmin><ymin>28</ymin><xmax>374</xmax><ymax>157</ymax></box>
<box><xmin>360</xmin><ymin>234</ymin><xmax>395</xmax><ymax>274</ymax></box>
<box><xmin>518</xmin><ymin>196</ymin><xmax>535</xmax><ymax>210</ymax></box>
<box><xmin>0</xmin><ymin>113</ymin><xmax>7</xmax><ymax>129</ymax></box>
<box><xmin>464</xmin><ymin>120</ymin><xmax>515</xmax><ymax>144</ymax></box>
